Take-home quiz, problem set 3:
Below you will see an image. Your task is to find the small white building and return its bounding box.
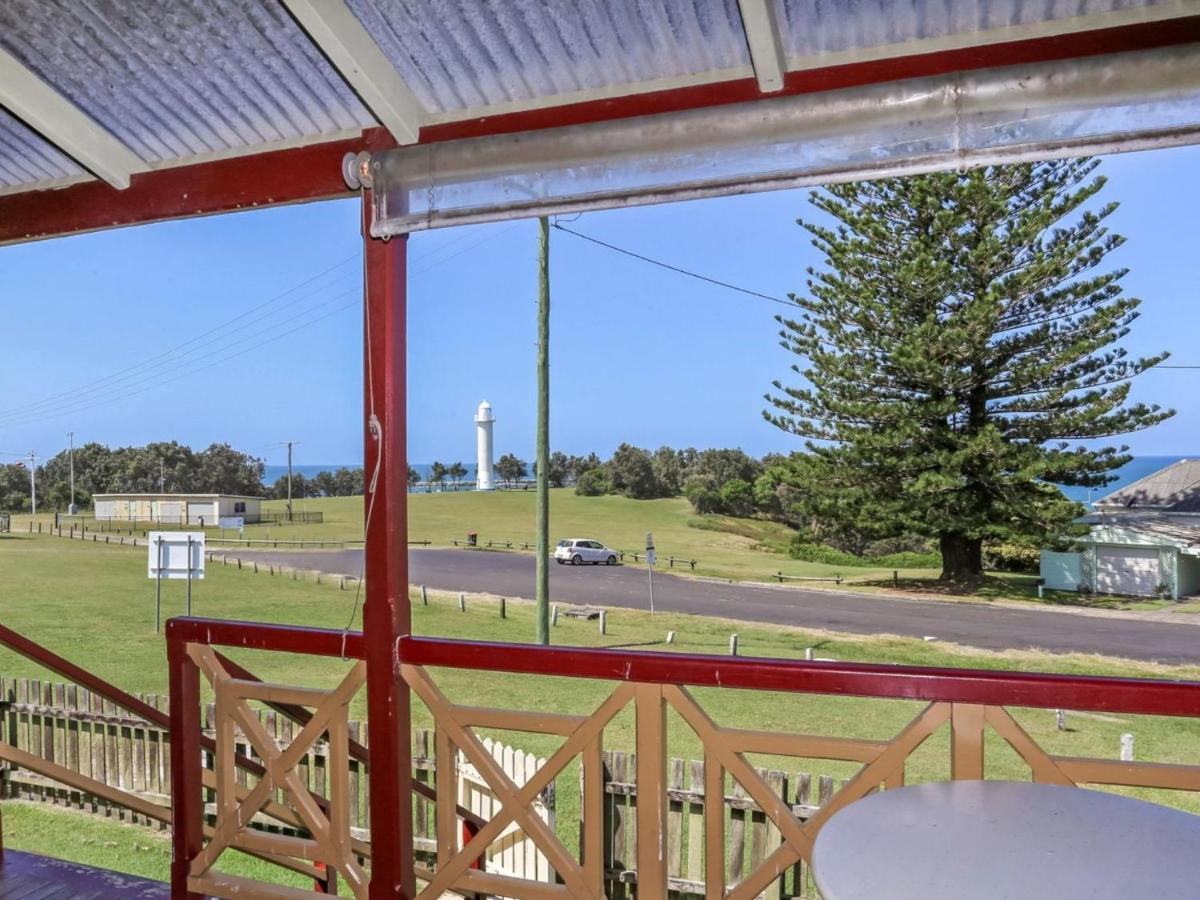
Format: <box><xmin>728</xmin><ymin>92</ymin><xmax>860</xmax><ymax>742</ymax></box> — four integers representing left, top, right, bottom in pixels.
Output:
<box><xmin>92</xmin><ymin>493</ymin><xmax>263</xmax><ymax>526</ymax></box>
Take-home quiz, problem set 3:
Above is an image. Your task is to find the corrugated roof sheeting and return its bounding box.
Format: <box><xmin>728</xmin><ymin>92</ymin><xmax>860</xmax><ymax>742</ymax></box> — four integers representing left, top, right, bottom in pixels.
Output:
<box><xmin>0</xmin><ymin>107</ymin><xmax>86</xmax><ymax>191</ymax></box>
<box><xmin>777</xmin><ymin>0</ymin><xmax>1171</xmax><ymax>60</ymax></box>
<box><xmin>346</xmin><ymin>0</ymin><xmax>751</xmax><ymax>113</ymax></box>
<box><xmin>0</xmin><ymin>0</ymin><xmax>377</xmax><ymax>167</ymax></box>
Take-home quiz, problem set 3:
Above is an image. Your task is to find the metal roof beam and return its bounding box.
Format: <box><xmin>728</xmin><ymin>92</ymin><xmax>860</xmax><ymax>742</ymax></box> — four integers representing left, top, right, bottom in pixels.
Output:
<box><xmin>0</xmin><ymin>45</ymin><xmax>146</xmax><ymax>190</ymax></box>
<box><xmin>282</xmin><ymin>0</ymin><xmax>426</xmax><ymax>145</ymax></box>
<box><xmin>737</xmin><ymin>0</ymin><xmax>788</xmax><ymax>93</ymax></box>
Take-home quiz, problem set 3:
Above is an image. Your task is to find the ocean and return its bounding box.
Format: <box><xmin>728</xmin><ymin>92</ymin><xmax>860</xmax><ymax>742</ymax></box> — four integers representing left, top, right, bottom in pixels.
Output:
<box><xmin>265</xmin><ymin>457</ymin><xmax>1191</xmax><ymax>503</ymax></box>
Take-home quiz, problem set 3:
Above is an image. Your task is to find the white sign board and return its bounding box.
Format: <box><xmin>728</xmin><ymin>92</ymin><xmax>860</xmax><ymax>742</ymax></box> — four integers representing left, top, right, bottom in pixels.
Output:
<box><xmin>218</xmin><ymin>516</ymin><xmax>244</xmax><ymax>532</ymax></box>
<box><xmin>148</xmin><ymin>532</ymin><xmax>205</xmax><ymax>581</ymax></box>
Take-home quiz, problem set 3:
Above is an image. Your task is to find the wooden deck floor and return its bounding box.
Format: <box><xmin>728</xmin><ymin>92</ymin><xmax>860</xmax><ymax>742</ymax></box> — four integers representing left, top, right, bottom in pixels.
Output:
<box><xmin>0</xmin><ymin>849</ymin><xmax>169</xmax><ymax>898</ymax></box>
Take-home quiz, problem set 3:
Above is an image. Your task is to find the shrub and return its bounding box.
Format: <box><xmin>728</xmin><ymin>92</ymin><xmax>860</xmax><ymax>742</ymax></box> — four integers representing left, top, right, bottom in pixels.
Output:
<box><xmin>692</xmin><ymin>489</ymin><xmax>725</xmax><ymax>514</ymax></box>
<box><xmin>574</xmin><ymin>468</ymin><xmax>611</xmax><ymax>497</ymax></box>
<box><xmin>718</xmin><ymin>479</ymin><xmax>755</xmax><ymax>517</ymax></box>
<box><xmin>789</xmin><ymin>539</ymin><xmax>940</xmax><ymax>568</ymax></box>
<box><xmin>983</xmin><ymin>542</ymin><xmax>1041</xmax><ymax>573</ymax></box>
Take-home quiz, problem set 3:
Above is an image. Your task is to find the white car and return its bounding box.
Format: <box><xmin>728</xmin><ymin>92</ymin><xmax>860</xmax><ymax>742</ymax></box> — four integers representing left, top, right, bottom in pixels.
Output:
<box><xmin>555</xmin><ymin>538</ymin><xmax>618</xmax><ymax>566</ymax></box>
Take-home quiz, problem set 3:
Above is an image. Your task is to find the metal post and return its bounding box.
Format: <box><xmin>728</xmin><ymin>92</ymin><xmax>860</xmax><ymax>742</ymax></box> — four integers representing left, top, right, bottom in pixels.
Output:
<box><xmin>155</xmin><ymin>536</ymin><xmax>163</xmax><ymax>633</ymax></box>
<box><xmin>186</xmin><ymin>535</ymin><xmax>193</xmax><ymax>616</ymax></box>
<box><xmin>363</xmin><ymin>195</ymin><xmax>414</xmax><ymax>899</ymax></box>
<box><xmin>535</xmin><ymin>216</ymin><xmax>551</xmax><ymax>645</ymax></box>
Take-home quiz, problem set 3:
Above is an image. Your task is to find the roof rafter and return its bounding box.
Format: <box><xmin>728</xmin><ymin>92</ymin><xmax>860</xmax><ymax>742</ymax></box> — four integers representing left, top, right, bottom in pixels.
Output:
<box><xmin>0</xmin><ymin>45</ymin><xmax>147</xmax><ymax>190</ymax></box>
<box><xmin>282</xmin><ymin>0</ymin><xmax>426</xmax><ymax>145</ymax></box>
<box><xmin>737</xmin><ymin>0</ymin><xmax>788</xmax><ymax>93</ymax></box>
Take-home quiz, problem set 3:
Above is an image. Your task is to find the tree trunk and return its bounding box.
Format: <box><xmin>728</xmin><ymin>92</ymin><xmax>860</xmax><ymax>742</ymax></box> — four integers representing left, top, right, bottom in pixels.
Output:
<box><xmin>939</xmin><ymin>533</ymin><xmax>984</xmax><ymax>582</ymax></box>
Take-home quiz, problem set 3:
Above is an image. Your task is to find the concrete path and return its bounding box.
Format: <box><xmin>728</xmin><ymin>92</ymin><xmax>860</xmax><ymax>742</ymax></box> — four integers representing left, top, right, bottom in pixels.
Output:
<box><xmin>213</xmin><ymin>547</ymin><xmax>1200</xmax><ymax>664</ymax></box>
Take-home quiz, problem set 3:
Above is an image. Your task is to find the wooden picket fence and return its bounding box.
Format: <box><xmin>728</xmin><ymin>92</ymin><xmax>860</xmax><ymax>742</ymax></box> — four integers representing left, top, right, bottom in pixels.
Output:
<box><xmin>600</xmin><ymin>750</ymin><xmax>843</xmax><ymax>899</ymax></box>
<box><xmin>0</xmin><ymin>677</ymin><xmax>841</xmax><ymax>896</ymax></box>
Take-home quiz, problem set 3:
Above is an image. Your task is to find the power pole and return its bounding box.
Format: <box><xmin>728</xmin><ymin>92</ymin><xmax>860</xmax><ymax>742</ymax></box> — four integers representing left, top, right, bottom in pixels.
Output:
<box><xmin>535</xmin><ymin>217</ymin><xmax>551</xmax><ymax>645</ymax></box>
<box><xmin>67</xmin><ymin>431</ymin><xmax>77</xmax><ymax>514</ymax></box>
<box><xmin>27</xmin><ymin>452</ymin><xmax>37</xmax><ymax>517</ymax></box>
<box><xmin>159</xmin><ymin>460</ymin><xmax>165</xmax><ymax>492</ymax></box>
<box><xmin>284</xmin><ymin>441</ymin><xmax>299</xmax><ymax>521</ymax></box>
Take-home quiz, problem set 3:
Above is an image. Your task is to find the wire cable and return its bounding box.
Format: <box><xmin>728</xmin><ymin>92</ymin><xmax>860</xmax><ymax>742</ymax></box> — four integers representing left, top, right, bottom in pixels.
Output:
<box><xmin>551</xmin><ymin>222</ymin><xmax>793</xmax><ymax>307</ymax></box>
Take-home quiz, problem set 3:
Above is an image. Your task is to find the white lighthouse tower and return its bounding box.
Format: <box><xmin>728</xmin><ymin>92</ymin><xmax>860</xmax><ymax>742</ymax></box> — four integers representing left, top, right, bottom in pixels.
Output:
<box><xmin>475</xmin><ymin>401</ymin><xmax>496</xmax><ymax>491</ymax></box>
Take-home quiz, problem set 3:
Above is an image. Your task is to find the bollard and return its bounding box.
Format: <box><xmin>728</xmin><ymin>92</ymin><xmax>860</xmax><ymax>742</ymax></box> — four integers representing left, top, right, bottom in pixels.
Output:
<box><xmin>1120</xmin><ymin>733</ymin><xmax>1135</xmax><ymax>761</ymax></box>
<box><xmin>805</xmin><ymin>647</ymin><xmax>813</xmax><ymax>661</ymax></box>
<box><xmin>666</xmin><ymin>631</ymin><xmax>676</xmax><ymax>644</ymax></box>
<box><xmin>254</xmin><ymin>562</ymin><xmax>259</xmax><ymax>574</ymax></box>
<box><xmin>458</xmin><ymin>592</ymin><xmax>466</xmax><ymax>612</ymax></box>
<box><xmin>500</xmin><ymin>596</ymin><xmax>507</xmax><ymax>619</ymax></box>
<box><xmin>340</xmin><ymin>576</ymin><xmax>347</xmax><ymax>590</ymax></box>
<box><xmin>420</xmin><ymin>585</ymin><xmax>429</xmax><ymax>606</ymax></box>
<box><xmin>1056</xmin><ymin>709</ymin><xmax>1067</xmax><ymax>731</ymax></box>
<box><xmin>728</xmin><ymin>634</ymin><xmax>739</xmax><ymax>656</ymax></box>
<box><xmin>599</xmin><ymin>610</ymin><xmax>607</xmax><ymax>635</ymax></box>
<box><xmin>551</xmin><ymin>604</ymin><xmax>559</xmax><ymax>626</ymax></box>
<box><xmin>894</xmin><ymin>570</ymin><xmax>899</xmax><ymax>588</ymax></box>
<box><xmin>1038</xmin><ymin>584</ymin><xmax>1044</xmax><ymax>599</ymax></box>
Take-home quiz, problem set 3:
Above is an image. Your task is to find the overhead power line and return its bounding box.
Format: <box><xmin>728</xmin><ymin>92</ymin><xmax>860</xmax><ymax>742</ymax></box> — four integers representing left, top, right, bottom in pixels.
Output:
<box><xmin>552</xmin><ymin>221</ymin><xmax>1197</xmax><ymax>370</ymax></box>
<box><xmin>551</xmin><ymin>222</ymin><xmax>793</xmax><ymax>307</ymax></box>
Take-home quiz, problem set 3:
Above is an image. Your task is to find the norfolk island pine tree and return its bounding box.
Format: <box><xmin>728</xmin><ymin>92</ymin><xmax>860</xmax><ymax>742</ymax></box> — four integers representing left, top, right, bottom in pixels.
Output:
<box><xmin>765</xmin><ymin>160</ymin><xmax>1171</xmax><ymax>582</ymax></box>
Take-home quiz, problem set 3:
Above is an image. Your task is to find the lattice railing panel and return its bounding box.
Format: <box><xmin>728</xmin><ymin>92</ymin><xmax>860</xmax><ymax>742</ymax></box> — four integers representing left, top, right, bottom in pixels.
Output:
<box><xmin>402</xmin><ymin>662</ymin><xmax>1200</xmax><ymax>900</ymax></box>
<box><xmin>186</xmin><ymin>645</ymin><xmax>368</xmax><ymax>899</ymax></box>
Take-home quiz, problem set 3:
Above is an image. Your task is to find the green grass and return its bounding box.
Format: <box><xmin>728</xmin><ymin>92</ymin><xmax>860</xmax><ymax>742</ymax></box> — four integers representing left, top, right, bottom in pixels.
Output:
<box><xmin>252</xmin><ymin>491</ymin><xmax>942</xmax><ymax>584</ymax></box>
<box><xmin>3</xmin><ymin>532</ymin><xmax>1199</xmax><ymax>886</ymax></box>
<box><xmin>845</xmin><ymin>572</ymin><xmax>1176</xmax><ymax>611</ymax></box>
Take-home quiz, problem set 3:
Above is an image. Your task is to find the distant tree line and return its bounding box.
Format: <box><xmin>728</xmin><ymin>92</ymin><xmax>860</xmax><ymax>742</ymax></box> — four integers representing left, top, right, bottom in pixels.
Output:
<box><xmin>269</xmin><ymin>468</ymin><xmax>365</xmax><ymax>500</ymax></box>
<box><xmin>0</xmin><ymin>441</ymin><xmax>266</xmax><ymax>512</ymax></box>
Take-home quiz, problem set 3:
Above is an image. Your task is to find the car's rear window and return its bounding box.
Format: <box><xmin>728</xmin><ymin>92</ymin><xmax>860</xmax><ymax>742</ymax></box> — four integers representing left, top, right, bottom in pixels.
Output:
<box><xmin>558</xmin><ymin>540</ymin><xmax>572</xmax><ymax>547</ymax></box>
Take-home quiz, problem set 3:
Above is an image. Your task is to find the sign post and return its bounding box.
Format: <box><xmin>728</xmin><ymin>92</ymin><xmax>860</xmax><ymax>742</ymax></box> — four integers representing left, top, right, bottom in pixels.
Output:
<box><xmin>149</xmin><ymin>532</ymin><xmax>205</xmax><ymax>630</ymax></box>
<box><xmin>646</xmin><ymin>531</ymin><xmax>656</xmax><ymax>616</ymax></box>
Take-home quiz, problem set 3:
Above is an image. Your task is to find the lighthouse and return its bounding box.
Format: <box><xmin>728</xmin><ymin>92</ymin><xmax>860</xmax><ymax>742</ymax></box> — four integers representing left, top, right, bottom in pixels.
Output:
<box><xmin>475</xmin><ymin>401</ymin><xmax>496</xmax><ymax>490</ymax></box>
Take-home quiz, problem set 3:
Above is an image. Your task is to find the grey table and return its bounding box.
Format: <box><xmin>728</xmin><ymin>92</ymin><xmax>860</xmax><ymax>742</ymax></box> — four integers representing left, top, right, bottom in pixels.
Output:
<box><xmin>811</xmin><ymin>780</ymin><xmax>1200</xmax><ymax>899</ymax></box>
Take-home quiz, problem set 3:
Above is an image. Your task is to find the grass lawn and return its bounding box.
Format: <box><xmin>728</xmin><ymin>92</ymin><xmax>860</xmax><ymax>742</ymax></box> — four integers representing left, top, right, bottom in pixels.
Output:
<box><xmin>844</xmin><ymin>572</ymin><xmax>1176</xmax><ymax>612</ymax></box>
<box><xmin>3</xmin><ymin>532</ymin><xmax>1198</xmax><ymax>886</ymax></box>
<box><xmin>257</xmin><ymin>491</ymin><xmax>939</xmax><ymax>584</ymax></box>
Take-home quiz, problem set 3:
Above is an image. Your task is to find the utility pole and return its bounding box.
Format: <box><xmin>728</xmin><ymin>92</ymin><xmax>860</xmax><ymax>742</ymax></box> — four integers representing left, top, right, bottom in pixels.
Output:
<box><xmin>67</xmin><ymin>431</ymin><xmax>77</xmax><ymax>514</ymax></box>
<box><xmin>284</xmin><ymin>441</ymin><xmax>299</xmax><ymax>521</ymax></box>
<box><xmin>535</xmin><ymin>216</ymin><xmax>551</xmax><ymax>645</ymax></box>
<box><xmin>159</xmin><ymin>460</ymin><xmax>165</xmax><ymax>493</ymax></box>
<box><xmin>26</xmin><ymin>452</ymin><xmax>37</xmax><ymax>517</ymax></box>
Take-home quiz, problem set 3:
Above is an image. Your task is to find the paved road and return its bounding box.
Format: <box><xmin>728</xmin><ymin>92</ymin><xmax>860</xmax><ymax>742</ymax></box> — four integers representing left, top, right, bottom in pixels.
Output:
<box><xmin>214</xmin><ymin>547</ymin><xmax>1200</xmax><ymax>664</ymax></box>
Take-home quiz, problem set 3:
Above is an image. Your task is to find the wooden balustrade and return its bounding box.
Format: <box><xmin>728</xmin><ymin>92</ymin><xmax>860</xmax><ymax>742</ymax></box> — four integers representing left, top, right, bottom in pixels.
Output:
<box><xmin>398</xmin><ymin>635</ymin><xmax>1200</xmax><ymax>900</ymax></box>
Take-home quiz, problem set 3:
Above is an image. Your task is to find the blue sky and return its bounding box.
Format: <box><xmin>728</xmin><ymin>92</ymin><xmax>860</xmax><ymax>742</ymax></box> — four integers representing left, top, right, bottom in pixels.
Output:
<box><xmin>1</xmin><ymin>146</ymin><xmax>1197</xmax><ymax>468</ymax></box>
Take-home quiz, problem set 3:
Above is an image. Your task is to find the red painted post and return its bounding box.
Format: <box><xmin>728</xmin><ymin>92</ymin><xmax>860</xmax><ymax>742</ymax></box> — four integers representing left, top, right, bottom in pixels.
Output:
<box><xmin>167</xmin><ymin>636</ymin><xmax>204</xmax><ymax>899</ymax></box>
<box><xmin>362</xmin><ymin>195</ymin><xmax>415</xmax><ymax>898</ymax></box>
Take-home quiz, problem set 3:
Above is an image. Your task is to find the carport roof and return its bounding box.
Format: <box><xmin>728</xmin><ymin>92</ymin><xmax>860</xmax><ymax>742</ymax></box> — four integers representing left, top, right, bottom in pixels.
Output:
<box><xmin>2</xmin><ymin>1</ymin><xmax>1200</xmax><ymax>243</ymax></box>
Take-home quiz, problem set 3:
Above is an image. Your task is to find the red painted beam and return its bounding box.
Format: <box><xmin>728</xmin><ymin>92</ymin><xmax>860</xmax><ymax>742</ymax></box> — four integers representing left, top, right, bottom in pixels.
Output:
<box><xmin>361</xmin><ymin>195</ymin><xmax>414</xmax><ymax>900</ymax></box>
<box><xmin>398</xmin><ymin>636</ymin><xmax>1200</xmax><ymax>718</ymax></box>
<box><xmin>417</xmin><ymin>16</ymin><xmax>1200</xmax><ymax>143</ymax></box>
<box><xmin>164</xmin><ymin>615</ymin><xmax>365</xmax><ymax>659</ymax></box>
<box><xmin>0</xmin><ymin>127</ymin><xmax>395</xmax><ymax>246</ymax></box>
<box><xmin>2</xmin><ymin>17</ymin><xmax>1198</xmax><ymax>245</ymax></box>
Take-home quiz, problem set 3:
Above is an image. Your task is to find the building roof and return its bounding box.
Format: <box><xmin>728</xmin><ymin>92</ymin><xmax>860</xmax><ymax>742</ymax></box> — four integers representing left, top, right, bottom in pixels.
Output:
<box><xmin>1095</xmin><ymin>460</ymin><xmax>1200</xmax><ymax>512</ymax></box>
<box><xmin>2</xmin><ymin>1</ymin><xmax>1200</xmax><ymax>243</ymax></box>
<box><xmin>1084</xmin><ymin>516</ymin><xmax>1200</xmax><ymax>550</ymax></box>
<box><xmin>93</xmin><ymin>493</ymin><xmax>264</xmax><ymax>501</ymax></box>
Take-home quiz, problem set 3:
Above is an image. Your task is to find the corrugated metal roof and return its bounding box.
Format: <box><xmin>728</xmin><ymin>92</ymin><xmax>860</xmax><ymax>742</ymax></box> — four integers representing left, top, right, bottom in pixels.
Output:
<box><xmin>347</xmin><ymin>0</ymin><xmax>751</xmax><ymax>113</ymax></box>
<box><xmin>0</xmin><ymin>107</ymin><xmax>86</xmax><ymax>192</ymax></box>
<box><xmin>0</xmin><ymin>0</ymin><xmax>376</xmax><ymax>168</ymax></box>
<box><xmin>1097</xmin><ymin>458</ymin><xmax>1200</xmax><ymax>510</ymax></box>
<box><xmin>778</xmin><ymin>0</ymin><xmax>1171</xmax><ymax>60</ymax></box>
<box><xmin>0</xmin><ymin>0</ymin><xmax>1195</xmax><ymax>206</ymax></box>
